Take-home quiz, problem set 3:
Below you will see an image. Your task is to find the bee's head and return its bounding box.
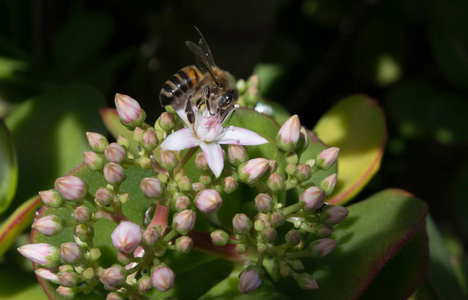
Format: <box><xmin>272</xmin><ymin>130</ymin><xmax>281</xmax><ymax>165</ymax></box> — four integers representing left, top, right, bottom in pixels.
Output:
<box><xmin>217</xmin><ymin>89</ymin><xmax>239</xmax><ymax>109</ymax></box>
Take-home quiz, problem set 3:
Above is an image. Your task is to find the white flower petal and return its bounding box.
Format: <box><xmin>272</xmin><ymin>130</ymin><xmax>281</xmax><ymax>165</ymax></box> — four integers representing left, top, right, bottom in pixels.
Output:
<box><xmin>217</xmin><ymin>127</ymin><xmax>268</xmax><ymax>146</ymax></box>
<box><xmin>161</xmin><ymin>128</ymin><xmax>199</xmax><ymax>150</ymax></box>
<box><xmin>200</xmin><ymin>142</ymin><xmax>224</xmax><ymax>178</ymax></box>
<box><xmin>174</xmin><ymin>107</ymin><xmax>190</xmax><ymax>127</ymax></box>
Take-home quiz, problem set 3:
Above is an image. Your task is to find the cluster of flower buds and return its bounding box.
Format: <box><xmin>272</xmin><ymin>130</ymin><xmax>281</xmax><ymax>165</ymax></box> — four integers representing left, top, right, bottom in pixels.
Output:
<box><xmin>19</xmin><ymin>90</ymin><xmax>348</xmax><ymax>298</ymax></box>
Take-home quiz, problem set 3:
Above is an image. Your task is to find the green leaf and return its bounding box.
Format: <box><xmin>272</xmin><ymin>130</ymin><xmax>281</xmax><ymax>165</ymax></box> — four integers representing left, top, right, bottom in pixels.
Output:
<box><xmin>100</xmin><ymin>108</ymin><xmax>140</xmax><ymax>156</ymax></box>
<box><xmin>0</xmin><ymin>120</ymin><xmax>17</xmax><ymax>214</ymax></box>
<box><xmin>275</xmin><ymin>188</ymin><xmax>428</xmax><ymax>299</ymax></box>
<box><xmin>313</xmin><ymin>95</ymin><xmax>386</xmax><ymax>205</ymax></box>
<box><xmin>4</xmin><ymin>85</ymin><xmax>106</xmax><ymax>205</ymax></box>
<box><xmin>0</xmin><ymin>267</ymin><xmax>48</xmax><ymax>300</ymax></box>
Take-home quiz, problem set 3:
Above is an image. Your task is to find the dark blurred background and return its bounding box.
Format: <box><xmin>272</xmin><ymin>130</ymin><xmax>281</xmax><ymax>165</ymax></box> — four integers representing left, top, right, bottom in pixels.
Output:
<box><xmin>0</xmin><ymin>0</ymin><xmax>467</xmax><ymax>256</ymax></box>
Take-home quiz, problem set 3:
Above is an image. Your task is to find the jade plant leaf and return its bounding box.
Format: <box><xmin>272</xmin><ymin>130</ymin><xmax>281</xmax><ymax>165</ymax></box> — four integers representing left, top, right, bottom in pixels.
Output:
<box><xmin>274</xmin><ymin>188</ymin><xmax>428</xmax><ymax>299</ymax></box>
<box><xmin>313</xmin><ymin>95</ymin><xmax>386</xmax><ymax>205</ymax></box>
<box><xmin>0</xmin><ymin>119</ymin><xmax>17</xmax><ymax>214</ymax></box>
<box><xmin>4</xmin><ymin>85</ymin><xmax>106</xmax><ymax>207</ymax></box>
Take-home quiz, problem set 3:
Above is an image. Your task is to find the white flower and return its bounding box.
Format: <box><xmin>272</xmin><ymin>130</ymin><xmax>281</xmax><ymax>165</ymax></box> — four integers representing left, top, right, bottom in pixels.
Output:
<box><xmin>161</xmin><ymin>106</ymin><xmax>268</xmax><ymax>177</ymax></box>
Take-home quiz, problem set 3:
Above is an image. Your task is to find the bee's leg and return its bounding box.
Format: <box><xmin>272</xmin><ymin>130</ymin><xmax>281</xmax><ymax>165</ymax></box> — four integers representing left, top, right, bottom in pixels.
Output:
<box><xmin>185</xmin><ymin>100</ymin><xmax>195</xmax><ymax>125</ymax></box>
<box><xmin>202</xmin><ymin>86</ymin><xmax>214</xmax><ymax>115</ymax></box>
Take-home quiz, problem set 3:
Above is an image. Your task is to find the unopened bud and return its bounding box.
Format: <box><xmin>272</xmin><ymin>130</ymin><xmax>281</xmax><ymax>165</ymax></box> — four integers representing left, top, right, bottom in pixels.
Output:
<box><xmin>99</xmin><ymin>264</ymin><xmax>126</xmax><ymax>288</ymax></box>
<box><xmin>115</xmin><ymin>93</ymin><xmax>146</xmax><ymax>129</ymax></box>
<box><xmin>238</xmin><ymin>158</ymin><xmax>270</xmax><ymax>184</ymax></box>
<box><xmin>158</xmin><ymin>112</ymin><xmax>176</xmax><ymax>131</ymax></box>
<box><xmin>300</xmin><ymin>186</ymin><xmax>325</xmax><ymax>211</ymax></box>
<box><xmin>195</xmin><ymin>189</ymin><xmax>222</xmax><ymax>214</ymax></box>
<box><xmin>319</xmin><ymin>173</ymin><xmax>337</xmax><ymax>195</ymax></box>
<box><xmin>290</xmin><ymin>259</ymin><xmax>304</xmax><ymax>271</ymax></box>
<box><xmin>239</xmin><ymin>266</ymin><xmax>263</xmax><ymax>294</ymax></box>
<box><xmin>269</xmin><ymin>212</ymin><xmax>285</xmax><ymax>227</ymax></box>
<box><xmin>103</xmin><ymin>162</ymin><xmax>126</xmax><ymax>185</ymax></box>
<box><xmin>285</xmin><ymin>230</ymin><xmax>301</xmax><ymax>246</ymax></box>
<box><xmin>17</xmin><ymin>243</ymin><xmax>60</xmax><ymax>268</ymax></box>
<box><xmin>172</xmin><ymin>209</ymin><xmax>196</xmax><ymax>235</ymax></box>
<box><xmin>160</xmin><ymin>150</ymin><xmax>178</xmax><ymax>171</ymax></box>
<box><xmin>227</xmin><ymin>145</ymin><xmax>248</xmax><ymax>167</ymax></box>
<box><xmin>276</xmin><ymin>115</ymin><xmax>301</xmax><ymax>152</ymax></box>
<box><xmin>294</xmin><ymin>272</ymin><xmax>319</xmax><ymax>290</ymax></box>
<box><xmin>235</xmin><ymin>244</ymin><xmax>246</xmax><ymax>254</ymax></box>
<box><xmin>140</xmin><ymin>177</ymin><xmax>164</xmax><ymax>199</ymax></box>
<box><xmin>56</xmin><ymin>286</ymin><xmax>77</xmax><ymax>298</ymax></box>
<box><xmin>255</xmin><ymin>193</ymin><xmax>273</xmax><ymax>213</ymax></box>
<box><xmin>32</xmin><ymin>215</ymin><xmax>64</xmax><ymax>236</ymax></box>
<box><xmin>86</xmin><ymin>132</ymin><xmax>108</xmax><ymax>153</ymax></box>
<box><xmin>35</xmin><ymin>268</ymin><xmax>59</xmax><ymax>283</ymax></box>
<box><xmin>285</xmin><ymin>163</ymin><xmax>297</xmax><ymax>176</ymax></box>
<box><xmin>73</xmin><ymin>205</ymin><xmax>91</xmax><ymax>224</ymax></box>
<box><xmin>138</xmin><ymin>275</ymin><xmax>152</xmax><ymax>293</ymax></box>
<box><xmin>59</xmin><ymin>269</ymin><xmax>78</xmax><ymax>287</ymax></box>
<box><xmin>106</xmin><ymin>291</ymin><xmax>125</xmax><ymax>300</ymax></box>
<box><xmin>117</xmin><ymin>136</ymin><xmax>130</xmax><ymax>150</ymax></box>
<box><xmin>295</xmin><ymin>163</ymin><xmax>311</xmax><ymax>181</ymax></box>
<box><xmin>308</xmin><ymin>238</ymin><xmax>337</xmax><ymax>257</ymax></box>
<box><xmin>261</xmin><ymin>227</ymin><xmax>277</xmax><ymax>243</ymax></box>
<box><xmin>177</xmin><ymin>176</ymin><xmax>192</xmax><ymax>192</ymax></box>
<box><xmin>174</xmin><ymin>194</ymin><xmax>190</xmax><ymax>211</ymax></box>
<box><xmin>84</xmin><ymin>151</ymin><xmax>105</xmax><ymax>171</ymax></box>
<box><xmin>75</xmin><ymin>224</ymin><xmax>93</xmax><ymax>242</ymax></box>
<box><xmin>210</xmin><ymin>229</ymin><xmax>230</xmax><ymax>246</ymax></box>
<box><xmin>221</xmin><ymin>176</ymin><xmax>238</xmax><ymax>194</ymax></box>
<box><xmin>316</xmin><ymin>147</ymin><xmax>340</xmax><ymax>170</ymax></box>
<box><xmin>54</xmin><ymin>176</ymin><xmax>87</xmax><ymax>202</ymax></box>
<box><xmin>118</xmin><ymin>192</ymin><xmax>130</xmax><ymax>204</ymax></box>
<box><xmin>320</xmin><ymin>205</ymin><xmax>349</xmax><ymax>226</ymax></box>
<box><xmin>111</xmin><ymin>221</ymin><xmax>142</xmax><ymax>253</ymax></box>
<box><xmin>95</xmin><ymin>188</ymin><xmax>112</xmax><ymax>206</ymax></box>
<box><xmin>295</xmin><ymin>127</ymin><xmax>309</xmax><ymax>154</ymax></box>
<box><xmin>232</xmin><ymin>214</ymin><xmax>252</xmax><ymax>235</ymax></box>
<box><xmin>176</xmin><ymin>236</ymin><xmax>193</xmax><ymax>253</ymax></box>
<box><xmin>141</xmin><ymin>129</ymin><xmax>158</xmax><ymax>151</ymax></box>
<box><xmin>143</xmin><ymin>226</ymin><xmax>161</xmax><ymax>246</ymax></box>
<box><xmin>285</xmin><ymin>152</ymin><xmax>299</xmax><ymax>165</ymax></box>
<box><xmin>311</xmin><ymin>223</ymin><xmax>333</xmax><ymax>237</ymax></box>
<box><xmin>254</xmin><ymin>219</ymin><xmax>266</xmax><ymax>232</ymax></box>
<box><xmin>133</xmin><ymin>127</ymin><xmax>144</xmax><ymax>143</ymax></box>
<box><xmin>60</xmin><ymin>242</ymin><xmax>83</xmax><ymax>264</ymax></box>
<box><xmin>195</xmin><ymin>152</ymin><xmax>209</xmax><ymax>171</ymax></box>
<box><xmin>105</xmin><ymin>143</ymin><xmax>126</xmax><ymax>164</ymax></box>
<box><xmin>152</xmin><ymin>265</ymin><xmax>175</xmax><ymax>292</ymax></box>
<box><xmin>267</xmin><ymin>172</ymin><xmax>284</xmax><ymax>193</ymax></box>
<box><xmin>39</xmin><ymin>190</ymin><xmax>64</xmax><ymax>208</ymax></box>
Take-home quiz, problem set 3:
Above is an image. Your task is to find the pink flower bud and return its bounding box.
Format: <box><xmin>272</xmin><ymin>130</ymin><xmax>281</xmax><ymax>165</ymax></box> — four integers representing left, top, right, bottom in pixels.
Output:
<box><xmin>138</xmin><ymin>275</ymin><xmax>153</xmax><ymax>293</ymax></box>
<box><xmin>117</xmin><ymin>135</ymin><xmax>130</xmax><ymax>149</ymax></box>
<box><xmin>174</xmin><ymin>194</ymin><xmax>190</xmax><ymax>211</ymax></box>
<box><xmin>160</xmin><ymin>150</ymin><xmax>178</xmax><ymax>171</ymax></box>
<box><xmin>74</xmin><ymin>205</ymin><xmax>91</xmax><ymax>224</ymax></box>
<box><xmin>177</xmin><ymin>176</ymin><xmax>192</xmax><ymax>192</ymax></box>
<box><xmin>103</xmin><ymin>162</ymin><xmax>126</xmax><ymax>185</ymax></box>
<box><xmin>32</xmin><ymin>215</ymin><xmax>64</xmax><ymax>236</ymax></box>
<box><xmin>111</xmin><ymin>221</ymin><xmax>142</xmax><ymax>253</ymax></box>
<box><xmin>86</xmin><ymin>132</ymin><xmax>109</xmax><ymax>153</ymax></box>
<box><xmin>269</xmin><ymin>212</ymin><xmax>285</xmax><ymax>227</ymax></box>
<box><xmin>261</xmin><ymin>227</ymin><xmax>277</xmax><ymax>243</ymax></box>
<box><xmin>300</xmin><ymin>186</ymin><xmax>325</xmax><ymax>211</ymax></box>
<box><xmin>176</xmin><ymin>236</ymin><xmax>193</xmax><ymax>253</ymax></box>
<box><xmin>319</xmin><ymin>173</ymin><xmax>337</xmax><ymax>195</ymax></box>
<box><xmin>195</xmin><ymin>152</ymin><xmax>209</xmax><ymax>171</ymax></box>
<box><xmin>143</xmin><ymin>226</ymin><xmax>161</xmax><ymax>246</ymax></box>
<box><xmin>60</xmin><ymin>242</ymin><xmax>83</xmax><ymax>264</ymax></box>
<box><xmin>140</xmin><ymin>177</ymin><xmax>164</xmax><ymax>199</ymax></box>
<box><xmin>238</xmin><ymin>158</ymin><xmax>270</xmax><ymax>184</ymax></box>
<box><xmin>115</xmin><ymin>93</ymin><xmax>145</xmax><ymax>128</ymax></box>
<box><xmin>195</xmin><ymin>189</ymin><xmax>223</xmax><ymax>214</ymax></box>
<box><xmin>267</xmin><ymin>172</ymin><xmax>284</xmax><ymax>193</ymax></box>
<box><xmin>95</xmin><ymin>188</ymin><xmax>112</xmax><ymax>206</ymax></box>
<box><xmin>152</xmin><ymin>265</ymin><xmax>175</xmax><ymax>292</ymax></box>
<box><xmin>227</xmin><ymin>144</ymin><xmax>248</xmax><ymax>167</ymax></box>
<box><xmin>309</xmin><ymin>238</ymin><xmax>337</xmax><ymax>257</ymax></box>
<box><xmin>277</xmin><ymin>115</ymin><xmax>301</xmax><ymax>151</ymax></box>
<box><xmin>221</xmin><ymin>176</ymin><xmax>238</xmax><ymax>194</ymax></box>
<box><xmin>17</xmin><ymin>243</ymin><xmax>60</xmax><ymax>268</ymax></box>
<box><xmin>133</xmin><ymin>127</ymin><xmax>144</xmax><ymax>142</ymax></box>
<box><xmin>316</xmin><ymin>147</ymin><xmax>340</xmax><ymax>170</ymax></box>
<box><xmin>105</xmin><ymin>143</ymin><xmax>126</xmax><ymax>164</ymax></box>
<box><xmin>239</xmin><ymin>266</ymin><xmax>263</xmax><ymax>294</ymax></box>
<box><xmin>141</xmin><ymin>129</ymin><xmax>158</xmax><ymax>151</ymax></box>
<box><xmin>56</xmin><ymin>286</ymin><xmax>77</xmax><ymax>298</ymax></box>
<box><xmin>312</xmin><ymin>223</ymin><xmax>334</xmax><ymax>237</ymax></box>
<box><xmin>107</xmin><ymin>291</ymin><xmax>125</xmax><ymax>300</ymax></box>
<box><xmin>199</xmin><ymin>174</ymin><xmax>211</xmax><ymax>185</ymax></box>
<box><xmin>285</xmin><ymin>230</ymin><xmax>301</xmax><ymax>246</ymax></box>
<box><xmin>54</xmin><ymin>176</ymin><xmax>87</xmax><ymax>201</ymax></box>
<box><xmin>59</xmin><ymin>269</ymin><xmax>78</xmax><ymax>287</ymax></box>
<box><xmin>255</xmin><ymin>193</ymin><xmax>273</xmax><ymax>213</ymax></box>
<box><xmin>210</xmin><ymin>229</ymin><xmax>230</xmax><ymax>246</ymax></box>
<box><xmin>320</xmin><ymin>205</ymin><xmax>349</xmax><ymax>226</ymax></box>
<box><xmin>159</xmin><ymin>112</ymin><xmax>176</xmax><ymax>131</ymax></box>
<box><xmin>99</xmin><ymin>264</ymin><xmax>126</xmax><ymax>288</ymax></box>
<box><xmin>295</xmin><ymin>163</ymin><xmax>311</xmax><ymax>181</ymax></box>
<box><xmin>84</xmin><ymin>151</ymin><xmax>105</xmax><ymax>171</ymax></box>
<box><xmin>294</xmin><ymin>273</ymin><xmax>319</xmax><ymax>290</ymax></box>
<box><xmin>39</xmin><ymin>189</ymin><xmax>64</xmax><ymax>208</ymax></box>
<box><xmin>232</xmin><ymin>214</ymin><xmax>252</xmax><ymax>235</ymax></box>
<box><xmin>172</xmin><ymin>209</ymin><xmax>196</xmax><ymax>235</ymax></box>
<box><xmin>35</xmin><ymin>267</ymin><xmax>59</xmax><ymax>283</ymax></box>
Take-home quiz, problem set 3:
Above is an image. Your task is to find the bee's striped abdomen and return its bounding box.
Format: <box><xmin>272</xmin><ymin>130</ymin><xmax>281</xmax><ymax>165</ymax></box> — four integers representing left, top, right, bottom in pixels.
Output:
<box><xmin>159</xmin><ymin>66</ymin><xmax>202</xmax><ymax>107</ymax></box>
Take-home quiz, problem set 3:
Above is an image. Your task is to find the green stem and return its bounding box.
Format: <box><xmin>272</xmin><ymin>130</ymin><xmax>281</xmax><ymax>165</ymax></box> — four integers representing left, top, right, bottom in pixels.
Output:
<box><xmin>174</xmin><ymin>147</ymin><xmax>197</xmax><ymax>175</ymax></box>
<box><xmin>282</xmin><ymin>202</ymin><xmax>303</xmax><ymax>216</ymax></box>
<box><xmin>163</xmin><ymin>229</ymin><xmax>179</xmax><ymax>242</ymax></box>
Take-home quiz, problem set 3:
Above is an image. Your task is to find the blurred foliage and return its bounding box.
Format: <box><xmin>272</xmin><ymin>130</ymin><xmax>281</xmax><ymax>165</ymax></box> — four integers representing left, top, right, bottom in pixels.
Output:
<box><xmin>0</xmin><ymin>0</ymin><xmax>466</xmax><ymax>299</ymax></box>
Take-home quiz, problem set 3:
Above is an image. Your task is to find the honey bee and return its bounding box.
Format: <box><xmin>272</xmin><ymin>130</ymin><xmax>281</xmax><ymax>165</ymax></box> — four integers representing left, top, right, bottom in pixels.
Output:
<box><xmin>159</xmin><ymin>27</ymin><xmax>239</xmax><ymax>125</ymax></box>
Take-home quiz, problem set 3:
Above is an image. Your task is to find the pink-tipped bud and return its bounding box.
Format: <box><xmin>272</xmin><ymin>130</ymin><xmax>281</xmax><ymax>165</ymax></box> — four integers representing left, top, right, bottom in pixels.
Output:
<box><xmin>18</xmin><ymin>243</ymin><xmax>59</xmax><ymax>268</ymax></box>
<box><xmin>235</xmin><ymin>243</ymin><xmax>247</xmax><ymax>254</ymax></box>
<box><xmin>300</xmin><ymin>186</ymin><xmax>325</xmax><ymax>211</ymax></box>
<box><xmin>59</xmin><ymin>269</ymin><xmax>78</xmax><ymax>287</ymax></box>
<box><xmin>74</xmin><ymin>205</ymin><xmax>91</xmax><ymax>224</ymax></box>
<box><xmin>159</xmin><ymin>112</ymin><xmax>176</xmax><ymax>131</ymax></box>
<box><xmin>199</xmin><ymin>174</ymin><xmax>212</xmax><ymax>185</ymax></box>
<box><xmin>270</xmin><ymin>212</ymin><xmax>285</xmax><ymax>227</ymax></box>
<box><xmin>103</xmin><ymin>162</ymin><xmax>126</xmax><ymax>185</ymax></box>
<box><xmin>238</xmin><ymin>158</ymin><xmax>270</xmax><ymax>184</ymax></box>
<box><xmin>160</xmin><ymin>150</ymin><xmax>178</xmax><ymax>171</ymax></box>
<box><xmin>75</xmin><ymin>224</ymin><xmax>93</xmax><ymax>242</ymax></box>
<box><xmin>32</xmin><ymin>215</ymin><xmax>64</xmax><ymax>236</ymax></box>
<box><xmin>320</xmin><ymin>173</ymin><xmax>337</xmax><ymax>195</ymax></box>
<box><xmin>111</xmin><ymin>221</ymin><xmax>142</xmax><ymax>253</ymax></box>
<box><xmin>107</xmin><ymin>291</ymin><xmax>125</xmax><ymax>300</ymax></box>
<box><xmin>152</xmin><ymin>265</ymin><xmax>175</xmax><ymax>292</ymax></box>
<box><xmin>232</xmin><ymin>214</ymin><xmax>253</xmax><ymax>235</ymax></box>
<box><xmin>285</xmin><ymin>152</ymin><xmax>299</xmax><ymax>165</ymax></box>
<box><xmin>227</xmin><ymin>145</ymin><xmax>249</xmax><ymax>167</ymax></box>
<box><xmin>174</xmin><ymin>194</ymin><xmax>190</xmax><ymax>211</ymax></box>
<box><xmin>99</xmin><ymin>264</ymin><xmax>127</xmax><ymax>288</ymax></box>
<box><xmin>60</xmin><ymin>242</ymin><xmax>83</xmax><ymax>264</ymax></box>
<box><xmin>54</xmin><ymin>176</ymin><xmax>87</xmax><ymax>202</ymax></box>
<box><xmin>239</xmin><ymin>266</ymin><xmax>263</xmax><ymax>294</ymax></box>
<box><xmin>255</xmin><ymin>193</ymin><xmax>273</xmax><ymax>213</ymax></box>
<box><xmin>221</xmin><ymin>176</ymin><xmax>238</xmax><ymax>194</ymax></box>
<box><xmin>295</xmin><ymin>163</ymin><xmax>311</xmax><ymax>181</ymax></box>
<box><xmin>312</xmin><ymin>223</ymin><xmax>334</xmax><ymax>237</ymax></box>
<box><xmin>56</xmin><ymin>286</ymin><xmax>77</xmax><ymax>298</ymax></box>
<box><xmin>285</xmin><ymin>229</ymin><xmax>301</xmax><ymax>246</ymax></box>
<box><xmin>277</xmin><ymin>115</ymin><xmax>301</xmax><ymax>152</ymax></box>
<box><xmin>295</xmin><ymin>127</ymin><xmax>310</xmax><ymax>154</ymax></box>
<box><xmin>294</xmin><ymin>273</ymin><xmax>319</xmax><ymax>290</ymax></box>
<box><xmin>84</xmin><ymin>151</ymin><xmax>105</xmax><ymax>171</ymax></box>
<box><xmin>308</xmin><ymin>238</ymin><xmax>337</xmax><ymax>257</ymax></box>
<box><xmin>172</xmin><ymin>209</ymin><xmax>196</xmax><ymax>235</ymax></box>
<box><xmin>261</xmin><ymin>227</ymin><xmax>277</xmax><ymax>243</ymax></box>
<box><xmin>133</xmin><ymin>127</ymin><xmax>144</xmax><ymax>142</ymax></box>
<box><xmin>143</xmin><ymin>226</ymin><xmax>161</xmax><ymax>246</ymax></box>
<box><xmin>176</xmin><ymin>236</ymin><xmax>193</xmax><ymax>253</ymax></box>
<box><xmin>210</xmin><ymin>229</ymin><xmax>230</xmax><ymax>246</ymax></box>
<box><xmin>95</xmin><ymin>188</ymin><xmax>112</xmax><ymax>206</ymax></box>
<box><xmin>115</xmin><ymin>93</ymin><xmax>145</xmax><ymax>129</ymax></box>
<box><xmin>195</xmin><ymin>189</ymin><xmax>222</xmax><ymax>214</ymax></box>
<box><xmin>195</xmin><ymin>152</ymin><xmax>209</xmax><ymax>171</ymax></box>
<box><xmin>316</xmin><ymin>147</ymin><xmax>340</xmax><ymax>170</ymax></box>
<box><xmin>39</xmin><ymin>189</ymin><xmax>64</xmax><ymax>208</ymax></box>
<box><xmin>267</xmin><ymin>172</ymin><xmax>285</xmax><ymax>193</ymax></box>
<box><xmin>177</xmin><ymin>176</ymin><xmax>192</xmax><ymax>192</ymax></box>
<box><xmin>320</xmin><ymin>205</ymin><xmax>349</xmax><ymax>226</ymax></box>
<box><xmin>140</xmin><ymin>177</ymin><xmax>164</xmax><ymax>199</ymax></box>
<box><xmin>141</xmin><ymin>129</ymin><xmax>158</xmax><ymax>151</ymax></box>
<box><xmin>117</xmin><ymin>135</ymin><xmax>130</xmax><ymax>150</ymax></box>
<box><xmin>105</xmin><ymin>143</ymin><xmax>126</xmax><ymax>164</ymax></box>
<box><xmin>138</xmin><ymin>275</ymin><xmax>153</xmax><ymax>293</ymax></box>
<box><xmin>86</xmin><ymin>132</ymin><xmax>109</xmax><ymax>153</ymax></box>
<box><xmin>35</xmin><ymin>268</ymin><xmax>59</xmax><ymax>283</ymax></box>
